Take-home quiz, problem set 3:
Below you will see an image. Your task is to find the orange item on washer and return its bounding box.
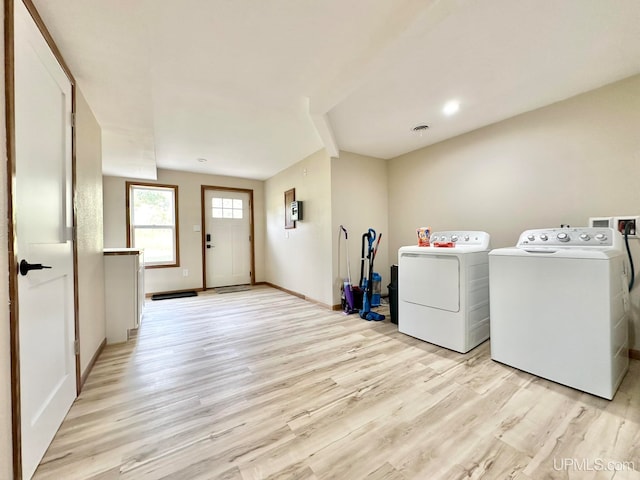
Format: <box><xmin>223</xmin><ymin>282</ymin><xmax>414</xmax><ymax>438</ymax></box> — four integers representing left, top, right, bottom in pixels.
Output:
<box><xmin>416</xmin><ymin>227</ymin><xmax>431</xmax><ymax>247</ymax></box>
<box><xmin>433</xmin><ymin>242</ymin><xmax>455</xmax><ymax>248</ymax></box>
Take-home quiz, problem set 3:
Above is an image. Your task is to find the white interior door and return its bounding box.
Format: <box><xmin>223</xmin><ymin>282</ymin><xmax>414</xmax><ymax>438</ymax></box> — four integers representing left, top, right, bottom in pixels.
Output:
<box><xmin>14</xmin><ymin>1</ymin><xmax>77</xmax><ymax>478</ymax></box>
<box><xmin>205</xmin><ymin>190</ymin><xmax>251</xmax><ymax>287</ymax></box>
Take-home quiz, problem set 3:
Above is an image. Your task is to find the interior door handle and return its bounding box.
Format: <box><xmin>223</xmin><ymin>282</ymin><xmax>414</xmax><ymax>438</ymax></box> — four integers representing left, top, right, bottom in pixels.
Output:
<box><xmin>19</xmin><ymin>259</ymin><xmax>52</xmax><ymax>276</ymax></box>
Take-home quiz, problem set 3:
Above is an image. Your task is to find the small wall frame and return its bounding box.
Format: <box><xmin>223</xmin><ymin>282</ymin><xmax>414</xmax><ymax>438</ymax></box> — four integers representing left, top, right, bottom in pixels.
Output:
<box><xmin>284</xmin><ymin>188</ymin><xmax>296</xmax><ymax>229</ymax></box>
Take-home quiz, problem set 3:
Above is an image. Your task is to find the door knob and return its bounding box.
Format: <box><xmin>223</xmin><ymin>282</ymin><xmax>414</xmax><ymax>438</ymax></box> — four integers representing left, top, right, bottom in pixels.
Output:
<box><xmin>19</xmin><ymin>259</ymin><xmax>52</xmax><ymax>276</ymax></box>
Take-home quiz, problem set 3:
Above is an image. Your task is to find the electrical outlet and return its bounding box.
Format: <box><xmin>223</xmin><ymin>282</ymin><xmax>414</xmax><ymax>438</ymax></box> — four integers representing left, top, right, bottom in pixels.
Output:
<box><xmin>614</xmin><ymin>216</ymin><xmax>639</xmax><ymax>238</ymax></box>
<box><xmin>183</xmin><ymin>269</ymin><xmax>189</xmax><ymax>277</ymax></box>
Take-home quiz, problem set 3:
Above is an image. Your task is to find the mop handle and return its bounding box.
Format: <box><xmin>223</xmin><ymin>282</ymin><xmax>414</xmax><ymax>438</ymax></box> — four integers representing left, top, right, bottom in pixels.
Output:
<box><xmin>340</xmin><ymin>225</ymin><xmax>353</xmax><ymax>284</ymax></box>
<box><xmin>372</xmin><ymin>233</ymin><xmax>382</xmax><ymax>261</ymax></box>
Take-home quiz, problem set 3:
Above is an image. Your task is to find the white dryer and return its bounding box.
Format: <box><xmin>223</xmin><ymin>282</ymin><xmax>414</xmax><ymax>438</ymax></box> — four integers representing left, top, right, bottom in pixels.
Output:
<box><xmin>398</xmin><ymin>231</ymin><xmax>491</xmax><ymax>353</ymax></box>
<box><xmin>489</xmin><ymin>227</ymin><xmax>630</xmax><ymax>400</ymax></box>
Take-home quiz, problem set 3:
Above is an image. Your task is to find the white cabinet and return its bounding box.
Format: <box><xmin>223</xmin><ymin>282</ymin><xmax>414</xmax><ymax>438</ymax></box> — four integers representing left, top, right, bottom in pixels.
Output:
<box><xmin>104</xmin><ymin>248</ymin><xmax>145</xmax><ymax>343</ymax></box>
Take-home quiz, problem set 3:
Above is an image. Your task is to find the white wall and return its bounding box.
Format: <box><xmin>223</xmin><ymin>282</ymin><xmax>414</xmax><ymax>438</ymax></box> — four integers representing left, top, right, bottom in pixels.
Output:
<box><xmin>75</xmin><ymin>89</ymin><xmax>106</xmax><ymax>375</ymax></box>
<box><xmin>265</xmin><ymin>149</ymin><xmax>333</xmax><ymax>306</ymax></box>
<box><xmin>388</xmin><ymin>74</ymin><xmax>640</xmax><ymax>348</ymax></box>
<box><xmin>103</xmin><ymin>169</ymin><xmax>266</xmax><ymax>293</ymax></box>
<box><xmin>0</xmin><ymin>9</ymin><xmax>13</xmax><ymax>477</ymax></box>
<box><xmin>331</xmin><ymin>151</ymin><xmax>389</xmax><ymax>305</ymax></box>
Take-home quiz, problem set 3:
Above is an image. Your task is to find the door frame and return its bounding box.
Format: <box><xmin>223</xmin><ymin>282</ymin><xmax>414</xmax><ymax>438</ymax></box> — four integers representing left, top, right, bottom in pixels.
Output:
<box><xmin>4</xmin><ymin>0</ymin><xmax>80</xmax><ymax>477</ymax></box>
<box><xmin>200</xmin><ymin>186</ymin><xmax>255</xmax><ymax>289</ymax></box>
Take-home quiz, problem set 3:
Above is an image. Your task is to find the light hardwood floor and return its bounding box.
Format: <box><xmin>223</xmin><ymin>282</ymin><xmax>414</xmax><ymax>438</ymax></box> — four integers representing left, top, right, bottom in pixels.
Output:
<box><xmin>34</xmin><ymin>286</ymin><xmax>640</xmax><ymax>480</ymax></box>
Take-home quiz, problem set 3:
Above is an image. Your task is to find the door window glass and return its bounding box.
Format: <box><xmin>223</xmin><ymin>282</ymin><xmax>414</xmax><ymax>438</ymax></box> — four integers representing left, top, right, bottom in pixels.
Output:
<box><xmin>212</xmin><ymin>197</ymin><xmax>243</xmax><ymax>219</ymax></box>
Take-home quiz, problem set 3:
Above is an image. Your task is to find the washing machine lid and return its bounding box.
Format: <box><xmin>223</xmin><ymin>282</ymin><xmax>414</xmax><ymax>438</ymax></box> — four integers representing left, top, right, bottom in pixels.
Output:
<box><xmin>489</xmin><ymin>246</ymin><xmax>621</xmax><ymax>260</ymax></box>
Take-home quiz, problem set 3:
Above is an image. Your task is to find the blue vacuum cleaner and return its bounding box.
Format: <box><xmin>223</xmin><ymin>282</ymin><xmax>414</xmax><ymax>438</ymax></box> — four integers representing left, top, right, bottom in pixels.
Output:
<box><xmin>359</xmin><ymin>228</ymin><xmax>385</xmax><ymax>321</ymax></box>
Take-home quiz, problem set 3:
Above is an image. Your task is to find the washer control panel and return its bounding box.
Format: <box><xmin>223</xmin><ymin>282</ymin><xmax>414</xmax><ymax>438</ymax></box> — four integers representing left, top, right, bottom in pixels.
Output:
<box><xmin>430</xmin><ymin>231</ymin><xmax>491</xmax><ymax>249</ymax></box>
<box><xmin>517</xmin><ymin>227</ymin><xmax>619</xmax><ymax>248</ymax></box>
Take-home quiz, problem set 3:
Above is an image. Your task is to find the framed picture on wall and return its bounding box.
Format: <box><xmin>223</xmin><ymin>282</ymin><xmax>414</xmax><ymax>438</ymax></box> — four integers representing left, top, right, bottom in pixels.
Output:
<box><xmin>285</xmin><ymin>188</ymin><xmax>295</xmax><ymax>229</ymax></box>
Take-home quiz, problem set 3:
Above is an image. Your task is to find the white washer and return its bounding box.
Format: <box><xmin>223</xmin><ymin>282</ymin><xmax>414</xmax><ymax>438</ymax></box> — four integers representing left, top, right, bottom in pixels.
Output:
<box><xmin>489</xmin><ymin>227</ymin><xmax>630</xmax><ymax>400</ymax></box>
<box><xmin>398</xmin><ymin>231</ymin><xmax>491</xmax><ymax>353</ymax></box>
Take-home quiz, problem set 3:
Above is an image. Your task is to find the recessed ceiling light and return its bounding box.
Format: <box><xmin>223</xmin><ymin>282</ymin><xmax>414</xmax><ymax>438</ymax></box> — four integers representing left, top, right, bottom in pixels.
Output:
<box><xmin>197</xmin><ymin>157</ymin><xmax>208</xmax><ymax>163</ymax></box>
<box><xmin>443</xmin><ymin>100</ymin><xmax>460</xmax><ymax>116</ymax></box>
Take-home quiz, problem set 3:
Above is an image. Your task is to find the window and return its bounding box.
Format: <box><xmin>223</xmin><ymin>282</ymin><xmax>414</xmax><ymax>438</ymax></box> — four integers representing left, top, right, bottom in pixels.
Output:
<box><xmin>127</xmin><ymin>182</ymin><xmax>179</xmax><ymax>267</ymax></box>
<box><xmin>212</xmin><ymin>197</ymin><xmax>243</xmax><ymax>219</ymax></box>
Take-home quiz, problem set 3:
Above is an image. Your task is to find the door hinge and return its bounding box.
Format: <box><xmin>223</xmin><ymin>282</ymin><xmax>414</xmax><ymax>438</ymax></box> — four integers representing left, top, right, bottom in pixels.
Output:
<box><xmin>70</xmin><ymin>112</ymin><xmax>76</xmax><ymax>128</ymax></box>
<box><xmin>74</xmin><ymin>340</ymin><xmax>79</xmax><ymax>355</ymax></box>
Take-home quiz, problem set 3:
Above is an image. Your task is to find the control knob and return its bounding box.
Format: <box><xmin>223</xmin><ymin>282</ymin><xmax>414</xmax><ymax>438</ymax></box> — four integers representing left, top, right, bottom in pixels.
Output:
<box><xmin>557</xmin><ymin>232</ymin><xmax>570</xmax><ymax>242</ymax></box>
<box><xmin>539</xmin><ymin>234</ymin><xmax>548</xmax><ymax>241</ymax></box>
<box><xmin>464</xmin><ymin>235</ymin><xmax>469</xmax><ymax>241</ymax></box>
<box><xmin>527</xmin><ymin>234</ymin><xmax>535</xmax><ymax>241</ymax></box>
<box><xmin>595</xmin><ymin>233</ymin><xmax>607</xmax><ymax>241</ymax></box>
<box><xmin>579</xmin><ymin>233</ymin><xmax>590</xmax><ymax>241</ymax></box>
<box><xmin>451</xmin><ymin>235</ymin><xmax>458</xmax><ymax>242</ymax></box>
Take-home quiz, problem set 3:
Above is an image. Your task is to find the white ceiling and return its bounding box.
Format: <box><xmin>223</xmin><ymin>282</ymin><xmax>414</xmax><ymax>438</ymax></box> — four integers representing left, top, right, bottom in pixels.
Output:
<box><xmin>32</xmin><ymin>0</ymin><xmax>640</xmax><ymax>181</ymax></box>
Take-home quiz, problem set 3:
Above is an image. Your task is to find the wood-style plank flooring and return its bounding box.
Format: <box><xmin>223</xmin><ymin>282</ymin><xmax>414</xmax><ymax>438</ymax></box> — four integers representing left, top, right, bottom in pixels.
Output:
<box><xmin>34</xmin><ymin>286</ymin><xmax>640</xmax><ymax>479</ymax></box>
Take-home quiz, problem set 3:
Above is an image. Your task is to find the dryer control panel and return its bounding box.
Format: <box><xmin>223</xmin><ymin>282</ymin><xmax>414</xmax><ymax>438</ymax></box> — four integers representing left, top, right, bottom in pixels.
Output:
<box><xmin>430</xmin><ymin>231</ymin><xmax>491</xmax><ymax>250</ymax></box>
<box><xmin>517</xmin><ymin>227</ymin><xmax>622</xmax><ymax>250</ymax></box>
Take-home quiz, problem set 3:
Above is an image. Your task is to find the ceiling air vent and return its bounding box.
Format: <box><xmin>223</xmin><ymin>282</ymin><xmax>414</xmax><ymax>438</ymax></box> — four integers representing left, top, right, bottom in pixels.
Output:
<box><xmin>412</xmin><ymin>125</ymin><xmax>429</xmax><ymax>136</ymax></box>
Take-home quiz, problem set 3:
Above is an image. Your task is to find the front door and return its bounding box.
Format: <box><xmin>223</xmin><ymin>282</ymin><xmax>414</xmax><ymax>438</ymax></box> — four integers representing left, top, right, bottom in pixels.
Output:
<box><xmin>14</xmin><ymin>1</ymin><xmax>77</xmax><ymax>478</ymax></box>
<box><xmin>204</xmin><ymin>189</ymin><xmax>252</xmax><ymax>287</ymax></box>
